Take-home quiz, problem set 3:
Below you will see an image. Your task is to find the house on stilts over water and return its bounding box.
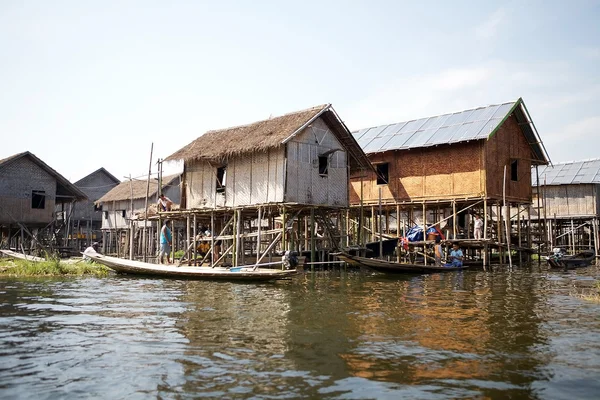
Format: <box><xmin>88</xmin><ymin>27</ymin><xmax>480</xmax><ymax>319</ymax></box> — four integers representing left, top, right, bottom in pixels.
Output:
<box><xmin>532</xmin><ymin>159</ymin><xmax>600</xmax><ymax>255</ymax></box>
<box><xmin>164</xmin><ymin>104</ymin><xmax>373</xmax><ymax>268</ymax></box>
<box><xmin>0</xmin><ymin>151</ymin><xmax>87</xmax><ymax>256</ymax></box>
<box><xmin>61</xmin><ymin>167</ymin><xmax>120</xmax><ymax>252</ymax></box>
<box><xmin>350</xmin><ymin>98</ymin><xmax>551</xmax><ymax>267</ymax></box>
<box><xmin>95</xmin><ymin>174</ymin><xmax>181</xmax><ymax>258</ymax></box>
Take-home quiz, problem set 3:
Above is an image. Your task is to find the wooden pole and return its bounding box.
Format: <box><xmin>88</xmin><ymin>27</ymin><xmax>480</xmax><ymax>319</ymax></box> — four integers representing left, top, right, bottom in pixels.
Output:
<box><xmin>423</xmin><ymin>202</ymin><xmax>427</xmax><ymax>266</ymax></box>
<box><xmin>193</xmin><ymin>214</ymin><xmax>197</xmax><ymax>266</ymax></box>
<box><xmin>281</xmin><ymin>205</ymin><xmax>286</xmax><ymax>253</ymax></box>
<box><xmin>142</xmin><ymin>142</ymin><xmax>153</xmax><ymax>262</ymax></box>
<box><xmin>359</xmin><ymin>169</ymin><xmax>364</xmax><ymax>246</ymax></box>
<box><xmin>503</xmin><ymin>164</ymin><xmax>512</xmax><ymax>268</ymax></box>
<box><xmin>379</xmin><ymin>187</ymin><xmax>383</xmax><ymax>259</ymax></box>
<box><xmin>310</xmin><ymin>207</ymin><xmax>315</xmax><ymax>272</ymax></box>
<box><xmin>452</xmin><ymin>200</ymin><xmax>457</xmax><ymax>239</ymax></box>
<box><xmin>257</xmin><ymin>207</ymin><xmax>262</xmax><ymax>261</ymax></box>
<box><xmin>497</xmin><ymin>202</ymin><xmax>503</xmax><ymax>266</ymax></box>
<box><xmin>593</xmin><ymin>218</ymin><xmax>599</xmax><ymax>255</ymax></box>
<box><xmin>129</xmin><ymin>174</ymin><xmax>134</xmax><ymax>260</ymax></box>
<box><xmin>483</xmin><ymin>197</ymin><xmax>488</xmax><ymax>270</ymax></box>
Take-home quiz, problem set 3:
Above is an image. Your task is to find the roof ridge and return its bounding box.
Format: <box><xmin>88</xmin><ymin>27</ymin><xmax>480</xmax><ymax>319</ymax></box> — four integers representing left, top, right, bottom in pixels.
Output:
<box><xmin>205</xmin><ymin>104</ymin><xmax>329</xmax><ymax>134</ymax></box>
<box><xmin>354</xmin><ymin>99</ymin><xmax>519</xmax><ymax>131</ymax></box>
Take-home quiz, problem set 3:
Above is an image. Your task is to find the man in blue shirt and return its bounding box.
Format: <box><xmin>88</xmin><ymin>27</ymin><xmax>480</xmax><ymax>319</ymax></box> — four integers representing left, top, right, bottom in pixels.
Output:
<box><xmin>448</xmin><ymin>243</ymin><xmax>463</xmax><ymax>267</ymax></box>
<box><xmin>159</xmin><ymin>219</ymin><xmax>172</xmax><ymax>264</ymax></box>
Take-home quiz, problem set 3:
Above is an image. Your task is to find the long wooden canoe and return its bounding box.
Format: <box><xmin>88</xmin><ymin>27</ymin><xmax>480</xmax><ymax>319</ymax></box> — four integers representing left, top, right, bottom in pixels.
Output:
<box><xmin>0</xmin><ymin>249</ymin><xmax>45</xmax><ymax>262</ymax></box>
<box><xmin>334</xmin><ymin>252</ymin><xmax>470</xmax><ymax>274</ymax></box>
<box><xmin>85</xmin><ymin>253</ymin><xmax>297</xmax><ymax>281</ymax></box>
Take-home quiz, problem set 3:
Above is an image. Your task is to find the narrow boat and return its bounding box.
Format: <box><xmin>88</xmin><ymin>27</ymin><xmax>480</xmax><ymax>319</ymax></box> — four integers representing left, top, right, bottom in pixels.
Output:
<box><xmin>546</xmin><ymin>249</ymin><xmax>596</xmax><ymax>270</ymax></box>
<box><xmin>334</xmin><ymin>252</ymin><xmax>470</xmax><ymax>274</ymax></box>
<box><xmin>85</xmin><ymin>253</ymin><xmax>297</xmax><ymax>281</ymax></box>
<box><xmin>0</xmin><ymin>249</ymin><xmax>45</xmax><ymax>262</ymax></box>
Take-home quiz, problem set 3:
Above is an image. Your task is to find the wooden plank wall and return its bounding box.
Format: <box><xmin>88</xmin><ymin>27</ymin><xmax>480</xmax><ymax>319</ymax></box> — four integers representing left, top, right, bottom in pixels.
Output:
<box><xmin>184</xmin><ymin>148</ymin><xmax>285</xmax><ymax>208</ymax></box>
<box><xmin>534</xmin><ymin>184</ymin><xmax>598</xmax><ymax>218</ymax></box>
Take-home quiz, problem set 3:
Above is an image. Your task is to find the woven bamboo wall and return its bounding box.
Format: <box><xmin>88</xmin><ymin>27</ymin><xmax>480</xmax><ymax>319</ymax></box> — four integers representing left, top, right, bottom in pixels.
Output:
<box><xmin>533</xmin><ymin>184</ymin><xmax>599</xmax><ymax>218</ymax></box>
<box><xmin>349</xmin><ymin>140</ymin><xmax>484</xmax><ymax>204</ymax></box>
<box><xmin>286</xmin><ymin>118</ymin><xmax>348</xmax><ymax>206</ymax></box>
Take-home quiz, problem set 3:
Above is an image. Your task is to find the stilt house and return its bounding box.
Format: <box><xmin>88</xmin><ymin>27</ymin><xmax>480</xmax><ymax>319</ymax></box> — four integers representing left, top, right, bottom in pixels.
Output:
<box><xmin>164</xmin><ymin>104</ymin><xmax>372</xmax><ymax>267</ymax></box>
<box><xmin>63</xmin><ymin>167</ymin><xmax>120</xmax><ymax>248</ymax></box>
<box><xmin>350</xmin><ymin>98</ymin><xmax>550</xmax><ymax>265</ymax></box>
<box><xmin>95</xmin><ymin>174</ymin><xmax>181</xmax><ymax>255</ymax></box>
<box><xmin>532</xmin><ymin>159</ymin><xmax>600</xmax><ymax>253</ymax></box>
<box><xmin>0</xmin><ymin>151</ymin><xmax>87</xmax><ymax>251</ymax></box>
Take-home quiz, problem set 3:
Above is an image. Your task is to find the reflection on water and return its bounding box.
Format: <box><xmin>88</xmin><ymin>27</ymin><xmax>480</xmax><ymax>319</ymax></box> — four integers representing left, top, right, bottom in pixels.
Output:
<box><xmin>0</xmin><ymin>265</ymin><xmax>599</xmax><ymax>399</ymax></box>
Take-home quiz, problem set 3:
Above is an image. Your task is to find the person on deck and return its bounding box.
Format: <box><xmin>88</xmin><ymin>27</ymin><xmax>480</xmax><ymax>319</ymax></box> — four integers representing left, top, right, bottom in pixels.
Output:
<box><xmin>448</xmin><ymin>243</ymin><xmax>464</xmax><ymax>267</ymax></box>
<box><xmin>434</xmin><ymin>235</ymin><xmax>444</xmax><ymax>267</ymax></box>
<box><xmin>157</xmin><ymin>193</ymin><xmax>173</xmax><ymax>212</ymax></box>
<box><xmin>159</xmin><ymin>219</ymin><xmax>172</xmax><ymax>264</ymax></box>
<box><xmin>473</xmin><ymin>214</ymin><xmax>483</xmax><ymax>240</ymax></box>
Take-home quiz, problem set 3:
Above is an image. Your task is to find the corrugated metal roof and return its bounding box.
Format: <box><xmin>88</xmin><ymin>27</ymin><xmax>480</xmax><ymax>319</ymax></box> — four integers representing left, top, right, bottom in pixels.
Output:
<box><xmin>532</xmin><ymin>159</ymin><xmax>600</xmax><ymax>186</ymax></box>
<box><xmin>352</xmin><ymin>99</ymin><xmax>549</xmax><ymax>164</ymax></box>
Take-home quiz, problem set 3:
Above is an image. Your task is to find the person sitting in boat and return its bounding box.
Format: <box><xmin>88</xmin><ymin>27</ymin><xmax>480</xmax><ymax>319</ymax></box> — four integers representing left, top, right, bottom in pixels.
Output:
<box><xmin>447</xmin><ymin>243</ymin><xmax>463</xmax><ymax>267</ymax></box>
<box><xmin>434</xmin><ymin>235</ymin><xmax>444</xmax><ymax>267</ymax></box>
<box><xmin>83</xmin><ymin>242</ymin><xmax>99</xmax><ymax>263</ymax></box>
<box><xmin>157</xmin><ymin>193</ymin><xmax>173</xmax><ymax>212</ymax></box>
<box><xmin>159</xmin><ymin>219</ymin><xmax>172</xmax><ymax>264</ymax></box>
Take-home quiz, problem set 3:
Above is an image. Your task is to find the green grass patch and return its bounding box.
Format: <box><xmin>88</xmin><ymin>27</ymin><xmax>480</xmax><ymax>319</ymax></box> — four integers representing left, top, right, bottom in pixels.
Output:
<box><xmin>0</xmin><ymin>258</ymin><xmax>112</xmax><ymax>277</ymax></box>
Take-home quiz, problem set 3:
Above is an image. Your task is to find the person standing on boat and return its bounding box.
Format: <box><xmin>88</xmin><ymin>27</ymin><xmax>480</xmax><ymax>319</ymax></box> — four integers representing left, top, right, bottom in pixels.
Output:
<box><xmin>434</xmin><ymin>235</ymin><xmax>444</xmax><ymax>267</ymax></box>
<box><xmin>473</xmin><ymin>214</ymin><xmax>483</xmax><ymax>240</ymax></box>
<box><xmin>159</xmin><ymin>219</ymin><xmax>172</xmax><ymax>264</ymax></box>
<box><xmin>448</xmin><ymin>243</ymin><xmax>463</xmax><ymax>267</ymax></box>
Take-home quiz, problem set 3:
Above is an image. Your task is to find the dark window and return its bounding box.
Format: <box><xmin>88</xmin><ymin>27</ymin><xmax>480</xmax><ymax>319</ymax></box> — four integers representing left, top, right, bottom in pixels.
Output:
<box><xmin>216</xmin><ymin>166</ymin><xmax>226</xmax><ymax>193</ymax></box>
<box><xmin>103</xmin><ymin>211</ymin><xmax>108</xmax><ymax>220</ymax></box>
<box><xmin>511</xmin><ymin>159</ymin><xmax>518</xmax><ymax>181</ymax></box>
<box><xmin>32</xmin><ymin>190</ymin><xmax>45</xmax><ymax>209</ymax></box>
<box><xmin>376</xmin><ymin>163</ymin><xmax>389</xmax><ymax>185</ymax></box>
<box><xmin>318</xmin><ymin>156</ymin><xmax>328</xmax><ymax>176</ymax></box>
<box><xmin>121</xmin><ymin>210</ymin><xmax>126</xmax><ymax>218</ymax></box>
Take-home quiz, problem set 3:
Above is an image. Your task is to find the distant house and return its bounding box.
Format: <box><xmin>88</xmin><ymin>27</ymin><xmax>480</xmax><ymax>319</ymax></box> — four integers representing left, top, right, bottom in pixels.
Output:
<box><xmin>63</xmin><ymin>168</ymin><xmax>120</xmax><ymax>246</ymax></box>
<box><xmin>532</xmin><ymin>159</ymin><xmax>600</xmax><ymax>252</ymax></box>
<box><xmin>96</xmin><ymin>174</ymin><xmax>181</xmax><ymax>231</ymax></box>
<box><xmin>166</xmin><ymin>104</ymin><xmax>371</xmax><ymax>209</ymax></box>
<box><xmin>0</xmin><ymin>151</ymin><xmax>87</xmax><ymax>249</ymax></box>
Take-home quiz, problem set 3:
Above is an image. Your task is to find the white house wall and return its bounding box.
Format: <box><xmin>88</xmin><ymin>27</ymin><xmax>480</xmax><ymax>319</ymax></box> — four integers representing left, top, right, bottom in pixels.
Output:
<box><xmin>185</xmin><ymin>148</ymin><xmax>285</xmax><ymax>208</ymax></box>
<box><xmin>285</xmin><ymin>117</ymin><xmax>348</xmax><ymax>206</ymax></box>
<box><xmin>534</xmin><ymin>184</ymin><xmax>599</xmax><ymax>218</ymax></box>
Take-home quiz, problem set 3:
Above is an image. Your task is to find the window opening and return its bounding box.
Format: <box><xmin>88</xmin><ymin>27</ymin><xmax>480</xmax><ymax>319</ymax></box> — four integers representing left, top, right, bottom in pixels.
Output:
<box><xmin>318</xmin><ymin>156</ymin><xmax>328</xmax><ymax>176</ymax></box>
<box><xmin>216</xmin><ymin>166</ymin><xmax>227</xmax><ymax>193</ymax></box>
<box><xmin>32</xmin><ymin>190</ymin><xmax>45</xmax><ymax>209</ymax></box>
<box><xmin>376</xmin><ymin>163</ymin><xmax>389</xmax><ymax>185</ymax></box>
<box><xmin>511</xmin><ymin>159</ymin><xmax>518</xmax><ymax>181</ymax></box>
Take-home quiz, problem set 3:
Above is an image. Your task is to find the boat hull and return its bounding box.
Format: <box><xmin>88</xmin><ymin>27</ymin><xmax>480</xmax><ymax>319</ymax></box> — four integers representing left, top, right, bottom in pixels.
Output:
<box><xmin>334</xmin><ymin>252</ymin><xmax>469</xmax><ymax>273</ymax></box>
<box><xmin>546</xmin><ymin>250</ymin><xmax>596</xmax><ymax>270</ymax></box>
<box><xmin>0</xmin><ymin>249</ymin><xmax>45</xmax><ymax>262</ymax></box>
<box><xmin>87</xmin><ymin>253</ymin><xmax>297</xmax><ymax>281</ymax></box>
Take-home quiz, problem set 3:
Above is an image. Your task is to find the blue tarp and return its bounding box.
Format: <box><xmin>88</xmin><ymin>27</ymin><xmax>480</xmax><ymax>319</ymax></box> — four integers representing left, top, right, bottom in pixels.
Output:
<box><xmin>405</xmin><ymin>225</ymin><xmax>443</xmax><ymax>242</ymax></box>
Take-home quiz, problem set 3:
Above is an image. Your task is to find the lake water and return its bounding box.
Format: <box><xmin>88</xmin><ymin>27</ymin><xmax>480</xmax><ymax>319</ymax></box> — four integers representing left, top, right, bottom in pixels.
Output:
<box><xmin>1</xmin><ymin>264</ymin><xmax>599</xmax><ymax>399</ymax></box>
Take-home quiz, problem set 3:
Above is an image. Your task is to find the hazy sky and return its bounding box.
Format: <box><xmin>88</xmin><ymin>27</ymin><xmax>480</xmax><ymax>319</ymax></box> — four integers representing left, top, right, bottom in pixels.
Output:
<box><xmin>1</xmin><ymin>0</ymin><xmax>599</xmax><ymax>182</ymax></box>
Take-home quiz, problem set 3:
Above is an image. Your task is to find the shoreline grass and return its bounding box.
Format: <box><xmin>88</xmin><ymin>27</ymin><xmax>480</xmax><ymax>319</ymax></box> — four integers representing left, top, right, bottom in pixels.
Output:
<box><xmin>0</xmin><ymin>258</ymin><xmax>112</xmax><ymax>277</ymax></box>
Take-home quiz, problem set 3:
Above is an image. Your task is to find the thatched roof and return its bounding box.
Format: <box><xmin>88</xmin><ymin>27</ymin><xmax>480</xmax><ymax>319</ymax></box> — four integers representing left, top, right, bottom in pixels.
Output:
<box><xmin>166</xmin><ymin>105</ymin><xmax>330</xmax><ymax>162</ymax></box>
<box><xmin>96</xmin><ymin>174</ymin><xmax>180</xmax><ymax>204</ymax></box>
<box><xmin>165</xmin><ymin>104</ymin><xmax>373</xmax><ymax>170</ymax></box>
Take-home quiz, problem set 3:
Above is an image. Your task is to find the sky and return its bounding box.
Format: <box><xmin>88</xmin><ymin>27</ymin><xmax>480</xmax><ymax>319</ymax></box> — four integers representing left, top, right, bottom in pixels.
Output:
<box><xmin>1</xmin><ymin>0</ymin><xmax>599</xmax><ymax>183</ymax></box>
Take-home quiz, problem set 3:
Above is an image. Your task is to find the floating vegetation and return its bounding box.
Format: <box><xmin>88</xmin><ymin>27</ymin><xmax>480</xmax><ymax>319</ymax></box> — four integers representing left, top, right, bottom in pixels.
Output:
<box><xmin>573</xmin><ymin>281</ymin><xmax>600</xmax><ymax>304</ymax></box>
<box><xmin>0</xmin><ymin>258</ymin><xmax>112</xmax><ymax>277</ymax></box>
